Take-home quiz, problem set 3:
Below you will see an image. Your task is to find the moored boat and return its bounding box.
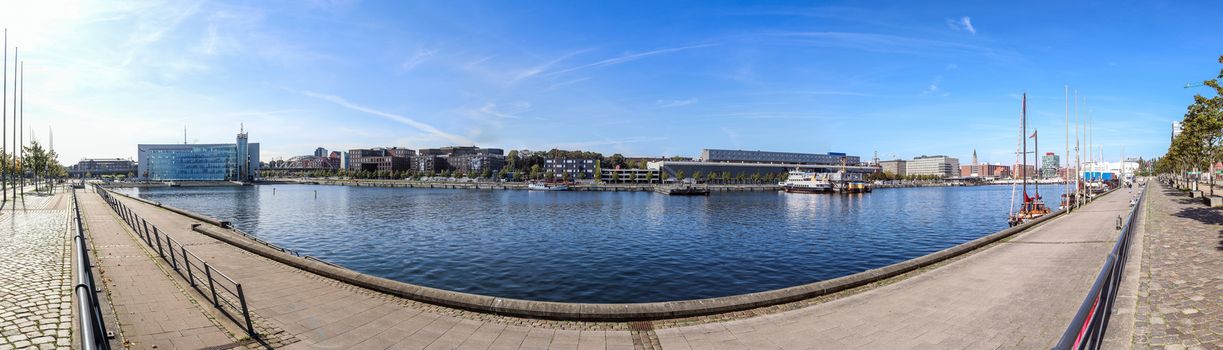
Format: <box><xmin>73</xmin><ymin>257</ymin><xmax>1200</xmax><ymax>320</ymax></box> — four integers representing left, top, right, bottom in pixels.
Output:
<box><xmin>781</xmin><ymin>170</ymin><xmax>833</xmax><ymax>193</ymax></box>
<box><xmin>527</xmin><ymin>182</ymin><xmax>569</xmax><ymax>191</ymax></box>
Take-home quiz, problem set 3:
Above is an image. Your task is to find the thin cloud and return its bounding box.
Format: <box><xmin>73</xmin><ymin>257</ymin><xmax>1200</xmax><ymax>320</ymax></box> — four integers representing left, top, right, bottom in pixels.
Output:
<box><xmin>544</xmin><ymin>77</ymin><xmax>590</xmax><ymax>91</ymax></box>
<box><xmin>655</xmin><ymin>98</ymin><xmax>699</xmax><ymax>108</ymax></box>
<box><xmin>555</xmin><ymin>136</ymin><xmax>667</xmax><ymax>149</ymax></box>
<box><xmin>478</xmin><ymin>102</ymin><xmax>530</xmax><ymax>120</ymax></box>
<box><xmin>515</xmin><ymin>49</ymin><xmax>591</xmax><ymax>81</ymax></box>
<box><xmin>947</xmin><ymin>16</ymin><xmax>976</xmax><ymax>35</ymax></box>
<box><xmin>127</xmin><ymin>0</ymin><xmax>204</xmax><ymax>46</ymax></box>
<box><xmin>541</xmin><ymin>43</ymin><xmax>717</xmax><ymax>77</ymax></box>
<box><xmin>399</xmin><ymin>48</ymin><xmax>437</xmax><ymax>72</ymax></box>
<box><xmin>300</xmin><ymin>90</ymin><xmax>473</xmax><ymax>145</ymax></box>
<box><xmin>768</xmin><ymin>31</ymin><xmax>1002</xmax><ymax>58</ymax></box>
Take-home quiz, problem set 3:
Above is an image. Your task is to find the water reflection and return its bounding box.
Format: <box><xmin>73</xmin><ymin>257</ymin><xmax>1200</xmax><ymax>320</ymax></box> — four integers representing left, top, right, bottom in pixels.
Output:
<box><xmin>120</xmin><ymin>184</ymin><xmax>1063</xmax><ymax>303</ymax></box>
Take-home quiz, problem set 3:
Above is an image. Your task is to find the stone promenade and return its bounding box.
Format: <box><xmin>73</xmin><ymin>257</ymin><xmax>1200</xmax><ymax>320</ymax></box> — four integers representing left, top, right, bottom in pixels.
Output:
<box><xmin>652</xmin><ymin>187</ymin><xmax>1138</xmax><ymax>349</ymax></box>
<box><xmin>1130</xmin><ymin>183</ymin><xmax>1223</xmax><ymax>349</ymax></box>
<box><xmin>88</xmin><ymin>187</ymin><xmax>1142</xmax><ymax>350</ymax></box>
<box><xmin>0</xmin><ymin>191</ymin><xmax>73</xmax><ymax>350</ymax></box>
<box><xmin>77</xmin><ymin>188</ymin><xmax>240</xmax><ymax>349</ymax></box>
<box><xmin>97</xmin><ymin>191</ymin><xmax>639</xmax><ymax>349</ymax></box>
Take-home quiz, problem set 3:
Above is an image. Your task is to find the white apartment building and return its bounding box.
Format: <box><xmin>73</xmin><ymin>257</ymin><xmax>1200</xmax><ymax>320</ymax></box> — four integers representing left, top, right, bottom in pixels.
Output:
<box><xmin>907</xmin><ymin>155</ymin><xmax>960</xmax><ymax>178</ymax></box>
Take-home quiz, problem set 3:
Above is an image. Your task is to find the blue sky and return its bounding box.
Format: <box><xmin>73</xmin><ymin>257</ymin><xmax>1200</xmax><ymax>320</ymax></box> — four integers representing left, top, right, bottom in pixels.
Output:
<box><xmin>4</xmin><ymin>0</ymin><xmax>1221</xmax><ymax>165</ymax></box>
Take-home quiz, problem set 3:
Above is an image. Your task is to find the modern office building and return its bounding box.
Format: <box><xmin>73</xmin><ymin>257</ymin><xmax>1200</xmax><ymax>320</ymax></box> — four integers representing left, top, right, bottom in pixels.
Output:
<box><xmin>546</xmin><ymin>158</ymin><xmax>599</xmax><ymax>179</ymax></box>
<box><xmin>347</xmin><ymin>147</ymin><xmax>414</xmax><ymax>172</ymax></box>
<box><xmin>313</xmin><ymin>147</ymin><xmax>328</xmax><ymax>157</ymax></box>
<box><xmin>879</xmin><ymin>159</ymin><xmax>907</xmax><ymax>177</ymax></box>
<box><xmin>413</xmin><ymin>146</ymin><xmax>505</xmax><ymax>175</ymax></box>
<box><xmin>69</xmin><ymin>158</ymin><xmax>138</xmax><ymax>177</ymax></box>
<box><xmin>137</xmin><ymin>129</ymin><xmax>260</xmax><ymax>181</ymax></box>
<box><xmin>907</xmin><ymin>155</ymin><xmax>960</xmax><ymax>178</ymax></box>
<box><xmin>701</xmin><ymin>149</ymin><xmax>861</xmax><ymax>165</ymax></box>
<box><xmin>601</xmin><ymin>168</ymin><xmax>660</xmax><ymax>183</ymax></box>
<box><xmin>1041</xmin><ymin>152</ymin><xmax>1061</xmax><ymax>179</ymax></box>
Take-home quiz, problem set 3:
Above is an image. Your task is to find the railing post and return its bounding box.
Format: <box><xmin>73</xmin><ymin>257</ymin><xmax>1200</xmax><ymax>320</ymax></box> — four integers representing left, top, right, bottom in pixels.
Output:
<box><xmin>168</xmin><ymin>238</ymin><xmax>178</xmax><ymax>271</ymax></box>
<box><xmin>141</xmin><ymin>220</ymin><xmax>150</xmax><ymax>239</ymax></box>
<box><xmin>205</xmin><ymin>264</ymin><xmax>219</xmax><ymax>307</ymax></box>
<box><xmin>236</xmin><ymin>284</ymin><xmax>255</xmax><ymax>338</ymax></box>
<box><xmin>153</xmin><ymin>228</ymin><xmax>165</xmax><ymax>259</ymax></box>
<box><xmin>183</xmin><ymin>247</ymin><xmax>195</xmax><ymax>287</ymax></box>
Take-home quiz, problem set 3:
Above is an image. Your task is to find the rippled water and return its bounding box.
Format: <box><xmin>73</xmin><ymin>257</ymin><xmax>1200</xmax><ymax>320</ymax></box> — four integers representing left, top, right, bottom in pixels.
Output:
<box><xmin>119</xmin><ymin>184</ymin><xmax>1065</xmax><ymax>303</ymax></box>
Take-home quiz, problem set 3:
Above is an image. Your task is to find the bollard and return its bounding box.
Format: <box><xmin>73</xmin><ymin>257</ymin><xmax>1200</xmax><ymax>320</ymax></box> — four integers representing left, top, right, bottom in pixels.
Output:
<box><xmin>1116</xmin><ymin>215</ymin><xmax>1123</xmax><ymax>230</ymax></box>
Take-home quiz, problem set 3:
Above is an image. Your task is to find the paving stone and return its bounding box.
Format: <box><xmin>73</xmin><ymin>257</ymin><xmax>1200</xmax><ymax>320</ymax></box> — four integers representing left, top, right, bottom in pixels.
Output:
<box><xmin>1134</xmin><ymin>184</ymin><xmax>1223</xmax><ymax>349</ymax></box>
<box><xmin>0</xmin><ymin>191</ymin><xmax>71</xmax><ymax>350</ymax></box>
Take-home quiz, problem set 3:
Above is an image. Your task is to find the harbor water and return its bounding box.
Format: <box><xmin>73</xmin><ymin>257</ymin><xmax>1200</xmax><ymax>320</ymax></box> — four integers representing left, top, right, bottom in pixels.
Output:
<box><xmin>118</xmin><ymin>184</ymin><xmax>1065</xmax><ymax>303</ymax></box>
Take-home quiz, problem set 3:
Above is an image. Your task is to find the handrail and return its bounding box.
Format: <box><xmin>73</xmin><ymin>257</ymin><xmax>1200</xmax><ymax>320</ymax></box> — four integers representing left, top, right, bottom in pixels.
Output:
<box><xmin>93</xmin><ymin>185</ymin><xmax>258</xmax><ymax>340</ymax></box>
<box><xmin>1053</xmin><ymin>183</ymin><xmax>1146</xmax><ymax>349</ymax></box>
<box><xmin>71</xmin><ymin>188</ymin><xmax>112</xmax><ymax>350</ymax></box>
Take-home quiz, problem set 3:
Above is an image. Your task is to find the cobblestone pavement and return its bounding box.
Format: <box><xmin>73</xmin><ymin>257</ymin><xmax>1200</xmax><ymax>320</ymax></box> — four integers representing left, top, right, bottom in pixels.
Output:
<box><xmin>0</xmin><ymin>193</ymin><xmax>72</xmax><ymax>350</ymax></box>
<box><xmin>1134</xmin><ymin>184</ymin><xmax>1223</xmax><ymax>349</ymax></box>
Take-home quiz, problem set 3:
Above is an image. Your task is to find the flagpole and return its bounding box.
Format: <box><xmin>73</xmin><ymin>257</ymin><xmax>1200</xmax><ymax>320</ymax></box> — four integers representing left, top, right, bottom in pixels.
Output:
<box><xmin>2</xmin><ymin>30</ymin><xmax>7</xmax><ymax>204</ymax></box>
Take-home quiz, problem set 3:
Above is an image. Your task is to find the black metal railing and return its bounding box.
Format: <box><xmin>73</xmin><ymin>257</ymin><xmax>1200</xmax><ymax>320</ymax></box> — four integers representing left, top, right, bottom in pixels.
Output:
<box><xmin>1053</xmin><ymin>184</ymin><xmax>1147</xmax><ymax>349</ymax></box>
<box><xmin>71</xmin><ymin>189</ymin><xmax>112</xmax><ymax>350</ymax></box>
<box><xmin>94</xmin><ymin>186</ymin><xmax>257</xmax><ymax>340</ymax></box>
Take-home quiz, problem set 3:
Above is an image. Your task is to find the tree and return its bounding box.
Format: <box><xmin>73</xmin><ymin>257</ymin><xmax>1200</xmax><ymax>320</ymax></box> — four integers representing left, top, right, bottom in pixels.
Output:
<box><xmin>722</xmin><ymin>171</ymin><xmax>732</xmax><ymax>184</ymax></box>
<box><xmin>481</xmin><ymin>168</ymin><xmax>492</xmax><ymax>179</ymax></box>
<box><xmin>594</xmin><ymin>161</ymin><xmax>603</xmax><ymax>183</ymax></box>
<box><xmin>675</xmin><ymin>170</ymin><xmax>686</xmax><ymax>182</ymax></box>
<box><xmin>1164</xmin><ymin>55</ymin><xmax>1223</xmax><ymax>192</ymax></box>
<box><xmin>530</xmin><ymin>165</ymin><xmax>542</xmax><ymax>180</ymax></box>
<box><xmin>706</xmin><ymin>172</ymin><xmax>717</xmax><ymax>183</ymax></box>
<box><xmin>23</xmin><ymin>139</ymin><xmax>58</xmax><ymax>192</ymax></box>
<box><xmin>661</xmin><ymin>171</ymin><xmax>670</xmax><ymax>182</ymax></box>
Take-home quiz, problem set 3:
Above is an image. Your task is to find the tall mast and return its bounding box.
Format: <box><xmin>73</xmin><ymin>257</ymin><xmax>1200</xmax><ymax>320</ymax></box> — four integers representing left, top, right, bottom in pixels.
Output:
<box><xmin>1065</xmin><ymin>86</ymin><xmax>1070</xmax><ymax>197</ymax></box>
<box><xmin>1075</xmin><ymin>90</ymin><xmax>1080</xmax><ymax>195</ymax></box>
<box><xmin>1022</xmin><ymin>93</ymin><xmax>1028</xmax><ymax>199</ymax></box>
<box><xmin>1035</xmin><ymin>127</ymin><xmax>1039</xmax><ymax>197</ymax></box>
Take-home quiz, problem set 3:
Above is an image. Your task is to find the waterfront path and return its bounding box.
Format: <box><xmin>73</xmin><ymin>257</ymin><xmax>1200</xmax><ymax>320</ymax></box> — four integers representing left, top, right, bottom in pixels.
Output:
<box><xmin>0</xmin><ymin>191</ymin><xmax>73</xmax><ymax>350</ymax></box>
<box><xmin>95</xmin><ymin>191</ymin><xmax>639</xmax><ymax>349</ymax></box>
<box><xmin>92</xmin><ymin>187</ymin><xmax>1139</xmax><ymax>350</ymax></box>
<box><xmin>77</xmin><ymin>188</ymin><xmax>239</xmax><ymax>349</ymax></box>
<box><xmin>653</xmin><ymin>188</ymin><xmax>1138</xmax><ymax>349</ymax></box>
<box><xmin>1129</xmin><ymin>183</ymin><xmax>1223</xmax><ymax>349</ymax></box>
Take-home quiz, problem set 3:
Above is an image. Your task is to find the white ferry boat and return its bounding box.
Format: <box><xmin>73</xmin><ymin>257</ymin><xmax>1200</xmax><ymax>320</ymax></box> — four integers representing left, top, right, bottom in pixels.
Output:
<box><xmin>781</xmin><ymin>170</ymin><xmax>832</xmax><ymax>193</ymax></box>
<box><xmin>527</xmin><ymin>182</ymin><xmax>569</xmax><ymax>191</ymax></box>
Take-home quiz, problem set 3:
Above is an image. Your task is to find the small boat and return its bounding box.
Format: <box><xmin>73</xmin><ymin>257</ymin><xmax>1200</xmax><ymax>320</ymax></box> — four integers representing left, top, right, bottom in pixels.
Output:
<box><xmin>528</xmin><ymin>182</ymin><xmax>569</xmax><ymax>191</ymax></box>
<box><xmin>781</xmin><ymin>170</ymin><xmax>833</xmax><ymax>193</ymax></box>
<box><xmin>1008</xmin><ymin>93</ymin><xmax>1052</xmax><ymax>227</ymax></box>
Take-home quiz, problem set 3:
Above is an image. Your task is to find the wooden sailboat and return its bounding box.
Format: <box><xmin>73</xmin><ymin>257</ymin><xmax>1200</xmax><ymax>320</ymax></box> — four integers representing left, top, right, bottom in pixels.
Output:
<box><xmin>1009</xmin><ymin>93</ymin><xmax>1051</xmax><ymax>227</ymax></box>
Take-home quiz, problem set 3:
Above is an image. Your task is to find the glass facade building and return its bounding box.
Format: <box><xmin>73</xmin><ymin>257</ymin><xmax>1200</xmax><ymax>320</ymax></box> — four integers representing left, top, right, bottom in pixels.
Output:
<box><xmin>137</xmin><ymin>131</ymin><xmax>260</xmax><ymax>181</ymax></box>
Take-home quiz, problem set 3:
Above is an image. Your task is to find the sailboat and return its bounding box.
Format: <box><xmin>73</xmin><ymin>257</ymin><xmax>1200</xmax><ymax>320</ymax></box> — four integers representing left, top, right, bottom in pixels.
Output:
<box><xmin>1009</xmin><ymin>93</ymin><xmax>1051</xmax><ymax>227</ymax></box>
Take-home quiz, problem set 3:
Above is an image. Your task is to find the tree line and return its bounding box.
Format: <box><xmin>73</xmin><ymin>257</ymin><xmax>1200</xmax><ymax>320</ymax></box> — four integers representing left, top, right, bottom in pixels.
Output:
<box><xmin>1157</xmin><ymin>54</ymin><xmax>1223</xmax><ymax>195</ymax></box>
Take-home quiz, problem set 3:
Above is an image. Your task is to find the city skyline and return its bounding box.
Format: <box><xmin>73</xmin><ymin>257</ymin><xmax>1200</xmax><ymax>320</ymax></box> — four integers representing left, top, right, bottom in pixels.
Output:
<box><xmin>4</xmin><ymin>1</ymin><xmax>1219</xmax><ymax>164</ymax></box>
